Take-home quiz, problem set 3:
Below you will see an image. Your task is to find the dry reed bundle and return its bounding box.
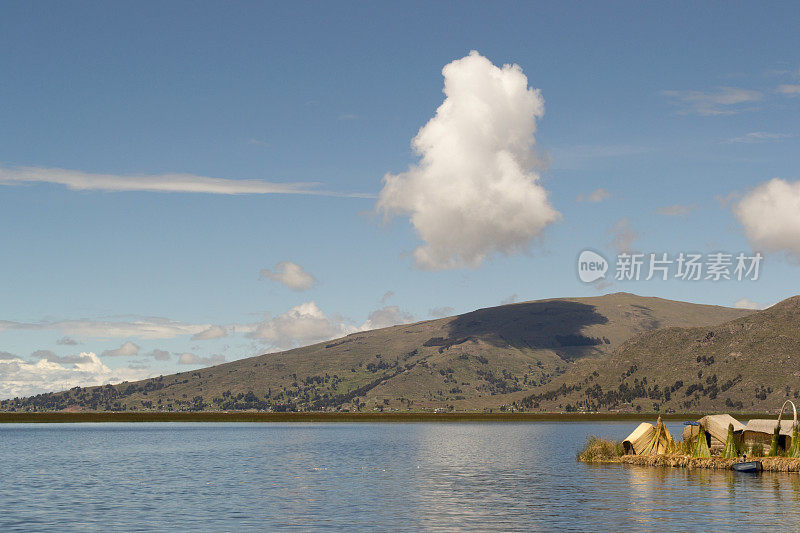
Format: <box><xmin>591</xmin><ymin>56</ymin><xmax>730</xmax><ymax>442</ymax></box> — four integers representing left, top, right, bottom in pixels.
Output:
<box><xmin>770</xmin><ymin>424</ymin><xmax>781</xmax><ymax>457</ymax></box>
<box><xmin>770</xmin><ymin>400</ymin><xmax>800</xmax><ymax>457</ymax></box>
<box><xmin>577</xmin><ymin>436</ymin><xmax>625</xmax><ymax>462</ymax></box>
<box><xmin>639</xmin><ymin>416</ymin><xmax>676</xmax><ymax>456</ymax></box>
<box><xmin>789</xmin><ymin>425</ymin><xmax>800</xmax><ymax>458</ymax></box>
<box><xmin>722</xmin><ymin>423</ymin><xmax>739</xmax><ymax>459</ymax></box>
<box><xmin>692</xmin><ymin>423</ymin><xmax>711</xmax><ymax>458</ymax></box>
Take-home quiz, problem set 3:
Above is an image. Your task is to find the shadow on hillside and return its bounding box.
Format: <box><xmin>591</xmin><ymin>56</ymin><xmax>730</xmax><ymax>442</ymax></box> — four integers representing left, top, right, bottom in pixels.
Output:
<box><xmin>442</xmin><ymin>300</ymin><xmax>609</xmax><ymax>359</ymax></box>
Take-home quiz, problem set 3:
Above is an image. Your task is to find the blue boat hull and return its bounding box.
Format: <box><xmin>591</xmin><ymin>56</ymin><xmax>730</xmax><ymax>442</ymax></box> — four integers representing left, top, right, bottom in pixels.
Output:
<box><xmin>732</xmin><ymin>461</ymin><xmax>762</xmax><ymax>473</ymax></box>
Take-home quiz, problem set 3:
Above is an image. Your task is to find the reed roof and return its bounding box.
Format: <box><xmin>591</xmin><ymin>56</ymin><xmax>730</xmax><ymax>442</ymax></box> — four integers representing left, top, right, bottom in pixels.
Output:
<box><xmin>699</xmin><ymin>414</ymin><xmax>745</xmax><ymax>443</ymax></box>
<box><xmin>744</xmin><ymin>419</ymin><xmax>795</xmax><ymax>436</ymax></box>
<box><xmin>623</xmin><ymin>422</ymin><xmax>655</xmax><ymax>455</ymax></box>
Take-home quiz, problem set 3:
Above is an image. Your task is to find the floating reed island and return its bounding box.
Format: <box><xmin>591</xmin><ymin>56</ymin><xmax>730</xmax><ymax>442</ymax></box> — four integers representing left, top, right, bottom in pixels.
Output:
<box><xmin>579</xmin><ymin>401</ymin><xmax>800</xmax><ymax>473</ymax></box>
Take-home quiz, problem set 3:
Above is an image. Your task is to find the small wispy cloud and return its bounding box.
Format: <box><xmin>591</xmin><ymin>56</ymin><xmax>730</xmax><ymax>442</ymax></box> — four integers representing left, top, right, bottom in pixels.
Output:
<box><xmin>177</xmin><ymin>352</ymin><xmax>226</xmax><ymax>366</ymax></box>
<box><xmin>428</xmin><ymin>306</ymin><xmax>454</xmax><ymax>318</ymax></box>
<box><xmin>380</xmin><ymin>291</ymin><xmax>394</xmax><ymax>304</ymax></box>
<box><xmin>30</xmin><ymin>350</ymin><xmax>59</xmax><ymax>362</ymax></box>
<box><xmin>361</xmin><ymin>306</ymin><xmax>415</xmax><ymax>330</ymax></box>
<box><xmin>500</xmin><ymin>294</ymin><xmax>518</xmax><ymax>305</ymax></box>
<box><xmin>764</xmin><ymin>65</ymin><xmax>800</xmax><ymax>77</ymax></box>
<box><xmin>733</xmin><ymin>297</ymin><xmax>761</xmax><ymax>310</ymax></box>
<box><xmin>260</xmin><ymin>261</ymin><xmax>317</xmax><ymax>291</ymax></box>
<box><xmin>576</xmin><ymin>188</ymin><xmax>611</xmax><ymax>203</ymax></box>
<box><xmin>655</xmin><ymin>204</ymin><xmax>696</xmax><ymax>216</ymax></box>
<box><xmin>777</xmin><ymin>84</ymin><xmax>800</xmax><ymax>97</ymax></box>
<box><xmin>607</xmin><ymin>218</ymin><xmax>639</xmax><ymax>253</ymax></box>
<box><xmin>0</xmin><ymin>317</ymin><xmax>209</xmax><ymax>339</ymax></box>
<box><xmin>548</xmin><ymin>144</ymin><xmax>652</xmax><ymax>170</ymax></box>
<box><xmin>31</xmin><ymin>351</ymin><xmax>94</xmax><ymax>365</ymax></box>
<box><xmin>660</xmin><ymin>87</ymin><xmax>762</xmax><ymax>115</ymax></box>
<box><xmin>145</xmin><ymin>349</ymin><xmax>171</xmax><ymax>361</ymax></box>
<box><xmin>0</xmin><ymin>166</ymin><xmax>373</xmax><ymax>198</ymax></box>
<box><xmin>247</xmin><ymin>138</ymin><xmax>269</xmax><ymax>147</ymax></box>
<box><xmin>724</xmin><ymin>132</ymin><xmax>792</xmax><ymax>144</ymax></box>
<box><xmin>715</xmin><ymin>190</ymin><xmax>740</xmax><ymax>208</ymax></box>
<box><xmin>191</xmin><ymin>325</ymin><xmax>228</xmax><ymax>341</ymax></box>
<box><xmin>102</xmin><ymin>341</ymin><xmax>140</xmax><ymax>357</ymax></box>
<box><xmin>338</xmin><ymin>113</ymin><xmax>358</xmax><ymax>120</ymax></box>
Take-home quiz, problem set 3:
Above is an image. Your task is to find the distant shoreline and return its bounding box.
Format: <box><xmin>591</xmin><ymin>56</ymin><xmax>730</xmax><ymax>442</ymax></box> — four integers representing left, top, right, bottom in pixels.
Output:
<box><xmin>0</xmin><ymin>412</ymin><xmax>770</xmax><ymax>423</ymax></box>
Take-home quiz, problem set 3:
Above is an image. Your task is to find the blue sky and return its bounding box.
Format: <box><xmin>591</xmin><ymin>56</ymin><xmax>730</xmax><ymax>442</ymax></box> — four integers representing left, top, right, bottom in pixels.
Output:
<box><xmin>1</xmin><ymin>1</ymin><xmax>799</xmax><ymax>396</ymax></box>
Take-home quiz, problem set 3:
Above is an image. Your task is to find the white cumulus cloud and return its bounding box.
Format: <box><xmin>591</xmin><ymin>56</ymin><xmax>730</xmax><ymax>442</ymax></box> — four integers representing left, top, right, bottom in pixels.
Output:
<box><xmin>0</xmin><ymin>352</ymin><xmax>151</xmax><ymax>399</ymax></box>
<box><xmin>246</xmin><ymin>302</ymin><xmax>357</xmax><ymax>350</ymax></box>
<box><xmin>244</xmin><ymin>301</ymin><xmax>416</xmax><ymax>351</ymax></box>
<box><xmin>260</xmin><ymin>261</ymin><xmax>317</xmax><ymax>291</ymax></box>
<box><xmin>101</xmin><ymin>341</ymin><xmax>140</xmax><ymax>357</ymax></box>
<box><xmin>734</xmin><ymin>178</ymin><xmax>800</xmax><ymax>259</ymax></box>
<box><xmin>361</xmin><ymin>306</ymin><xmax>415</xmax><ymax>330</ymax></box>
<box><xmin>377</xmin><ymin>50</ymin><xmax>559</xmax><ymax>270</ymax></box>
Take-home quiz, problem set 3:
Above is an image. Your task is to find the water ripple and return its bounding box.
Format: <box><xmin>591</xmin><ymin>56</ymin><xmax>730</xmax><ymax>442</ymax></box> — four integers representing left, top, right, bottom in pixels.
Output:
<box><xmin>1</xmin><ymin>421</ymin><xmax>798</xmax><ymax>531</ymax></box>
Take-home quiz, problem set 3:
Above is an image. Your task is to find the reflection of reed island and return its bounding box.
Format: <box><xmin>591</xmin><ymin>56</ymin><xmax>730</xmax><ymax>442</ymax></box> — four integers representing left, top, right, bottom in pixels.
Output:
<box><xmin>579</xmin><ymin>401</ymin><xmax>800</xmax><ymax>472</ymax></box>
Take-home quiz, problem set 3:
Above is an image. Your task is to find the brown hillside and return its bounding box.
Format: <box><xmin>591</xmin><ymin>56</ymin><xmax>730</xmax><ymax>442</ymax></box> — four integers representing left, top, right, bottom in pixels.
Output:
<box><xmin>1</xmin><ymin>292</ymin><xmax>754</xmax><ymax>412</ymax></box>
<box><xmin>522</xmin><ymin>296</ymin><xmax>800</xmax><ymax>413</ymax></box>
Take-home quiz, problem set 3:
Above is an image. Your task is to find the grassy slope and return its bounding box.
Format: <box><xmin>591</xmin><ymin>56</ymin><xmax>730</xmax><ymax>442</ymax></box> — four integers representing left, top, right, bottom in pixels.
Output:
<box><xmin>0</xmin><ymin>292</ymin><xmax>753</xmax><ymax>412</ymax></box>
<box><xmin>523</xmin><ymin>295</ymin><xmax>800</xmax><ymax>413</ymax></box>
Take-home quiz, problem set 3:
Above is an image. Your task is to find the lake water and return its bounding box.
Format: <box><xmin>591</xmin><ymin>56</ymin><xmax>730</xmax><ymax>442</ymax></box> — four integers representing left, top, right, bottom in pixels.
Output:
<box><xmin>2</xmin><ymin>421</ymin><xmax>800</xmax><ymax>531</ymax></box>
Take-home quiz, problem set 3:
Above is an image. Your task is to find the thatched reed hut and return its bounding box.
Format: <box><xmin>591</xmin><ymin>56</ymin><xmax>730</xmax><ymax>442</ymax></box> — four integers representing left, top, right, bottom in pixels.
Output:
<box><xmin>623</xmin><ymin>417</ymin><xmax>674</xmax><ymax>455</ymax></box>
<box><xmin>623</xmin><ymin>422</ymin><xmax>655</xmax><ymax>455</ymax></box>
<box><xmin>742</xmin><ymin>401</ymin><xmax>799</xmax><ymax>454</ymax></box>
<box><xmin>742</xmin><ymin>419</ymin><xmax>795</xmax><ymax>451</ymax></box>
<box><xmin>700</xmin><ymin>414</ymin><xmax>745</xmax><ymax>443</ymax></box>
<box><xmin>683</xmin><ymin>414</ymin><xmax>745</xmax><ymax>451</ymax></box>
<box><xmin>640</xmin><ymin>417</ymin><xmax>675</xmax><ymax>455</ymax></box>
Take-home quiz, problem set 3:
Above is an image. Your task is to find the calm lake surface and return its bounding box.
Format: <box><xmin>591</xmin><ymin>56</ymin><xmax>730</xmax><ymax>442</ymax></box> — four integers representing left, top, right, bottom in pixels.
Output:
<box><xmin>2</xmin><ymin>421</ymin><xmax>800</xmax><ymax>531</ymax></box>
